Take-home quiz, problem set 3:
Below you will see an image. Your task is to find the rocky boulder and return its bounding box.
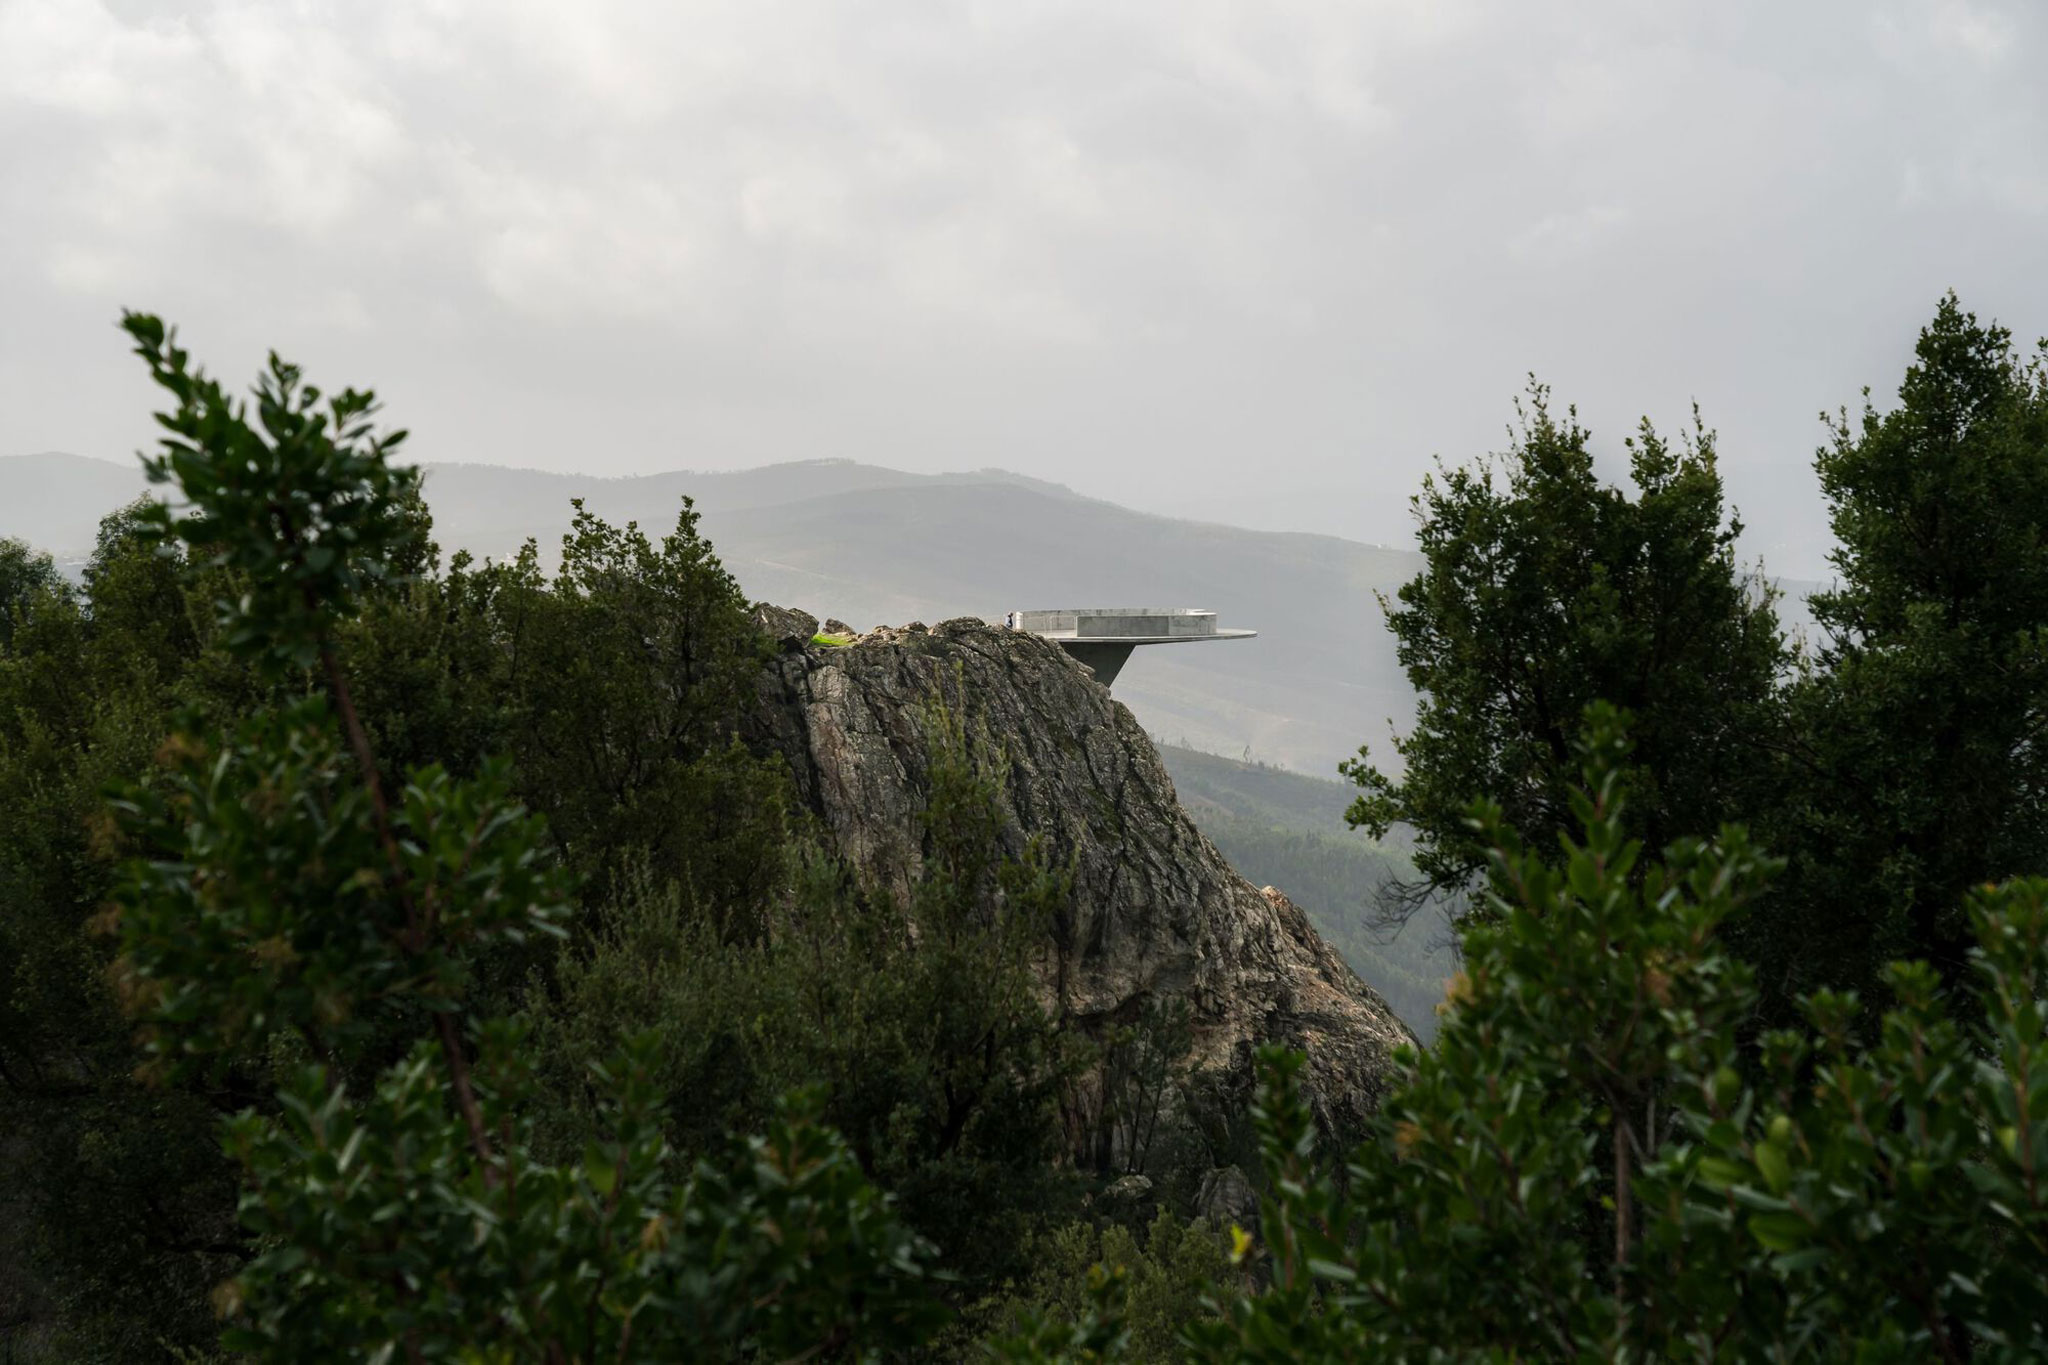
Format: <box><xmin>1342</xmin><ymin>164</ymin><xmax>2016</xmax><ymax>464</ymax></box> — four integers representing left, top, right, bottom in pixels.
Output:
<box><xmin>751</xmin><ymin>602</ymin><xmax>819</xmax><ymax>650</ymax></box>
<box><xmin>745</xmin><ymin>611</ymin><xmax>1414</xmax><ymax>1149</ymax></box>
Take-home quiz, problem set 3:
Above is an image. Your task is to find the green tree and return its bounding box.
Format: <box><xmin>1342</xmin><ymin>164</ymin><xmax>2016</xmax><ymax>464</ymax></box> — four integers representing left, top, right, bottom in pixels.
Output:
<box><xmin>1343</xmin><ymin>387</ymin><xmax>1785</xmax><ymax>911</ymax></box>
<box><xmin>1185</xmin><ymin>707</ymin><xmax>2048</xmax><ymax>1362</ymax></box>
<box><xmin>986</xmin><ymin>1209</ymin><xmax>1229</xmax><ymax>1363</ymax></box>
<box><xmin>534</xmin><ymin>689</ymin><xmax>1083</xmax><ymax>1291</ymax></box>
<box><xmin>0</xmin><ymin>537</ymin><xmax>68</xmax><ymax>651</ymax></box>
<box><xmin>0</xmin><ymin>333</ymin><xmax>994</xmax><ymax>1354</ymax></box>
<box><xmin>1768</xmin><ymin>293</ymin><xmax>2048</xmax><ymax>1012</ymax></box>
<box><xmin>0</xmin><ymin>511</ymin><xmax>237</xmax><ymax>1359</ymax></box>
<box><xmin>99</xmin><ymin>313</ymin><xmax>948</xmax><ymax>1359</ymax></box>
<box><xmin>480</xmin><ymin>500</ymin><xmax>785</xmax><ymax>936</ymax></box>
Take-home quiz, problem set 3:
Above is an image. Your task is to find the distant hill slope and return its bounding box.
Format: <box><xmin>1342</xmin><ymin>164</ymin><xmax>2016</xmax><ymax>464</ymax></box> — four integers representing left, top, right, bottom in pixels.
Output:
<box><xmin>1</xmin><ymin>451</ymin><xmax>1819</xmax><ymax>776</ymax></box>
<box><xmin>405</xmin><ymin>462</ymin><xmax>1424</xmax><ymax>774</ymax></box>
<box><xmin>704</xmin><ymin>482</ymin><xmax>1422</xmax><ymax>776</ymax></box>
<box><xmin>1159</xmin><ymin>739</ymin><xmax>1365</xmax><ymax>833</ymax></box>
<box><xmin>410</xmin><ymin>458</ymin><xmax>1089</xmax><ymax>558</ymax></box>
<box><xmin>1158</xmin><ymin>743</ymin><xmax>1454</xmax><ymax>1039</ymax></box>
<box><xmin>6</xmin><ymin>452</ymin><xmax>1420</xmax><ymax>774</ymax></box>
<box><xmin>0</xmin><ymin>453</ymin><xmax>151</xmax><ymax>555</ymax></box>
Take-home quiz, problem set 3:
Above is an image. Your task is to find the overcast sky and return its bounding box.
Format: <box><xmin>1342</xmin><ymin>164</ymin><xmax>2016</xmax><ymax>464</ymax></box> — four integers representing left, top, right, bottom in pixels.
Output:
<box><xmin>4</xmin><ymin>0</ymin><xmax>2044</xmax><ymax>576</ymax></box>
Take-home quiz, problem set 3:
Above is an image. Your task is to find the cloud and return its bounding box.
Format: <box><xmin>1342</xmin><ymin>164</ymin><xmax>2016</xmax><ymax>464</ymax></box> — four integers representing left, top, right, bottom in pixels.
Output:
<box><xmin>1876</xmin><ymin>0</ymin><xmax>2019</xmax><ymax>65</ymax></box>
<box><xmin>1510</xmin><ymin>204</ymin><xmax>1631</xmax><ymax>262</ymax></box>
<box><xmin>2</xmin><ymin>0</ymin><xmax>2045</xmax><ymax>577</ymax></box>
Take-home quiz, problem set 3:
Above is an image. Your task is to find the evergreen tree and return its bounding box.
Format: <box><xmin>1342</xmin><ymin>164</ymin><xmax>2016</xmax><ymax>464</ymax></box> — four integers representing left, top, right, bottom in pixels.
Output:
<box><xmin>0</xmin><ymin>514</ymin><xmax>236</xmax><ymax>1358</ymax></box>
<box><xmin>1767</xmin><ymin>294</ymin><xmax>2048</xmax><ymax>1012</ymax></box>
<box><xmin>1343</xmin><ymin>385</ymin><xmax>1785</xmax><ymax>912</ymax></box>
<box><xmin>478</xmin><ymin>499</ymin><xmax>788</xmax><ymax>939</ymax></box>
<box><xmin>1197</xmin><ymin>709</ymin><xmax>2048</xmax><ymax>1361</ymax></box>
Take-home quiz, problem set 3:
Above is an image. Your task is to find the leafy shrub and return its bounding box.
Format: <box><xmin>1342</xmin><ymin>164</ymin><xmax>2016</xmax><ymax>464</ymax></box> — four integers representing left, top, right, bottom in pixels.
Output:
<box><xmin>1186</xmin><ymin>706</ymin><xmax>2048</xmax><ymax>1362</ymax></box>
<box><xmin>985</xmin><ymin>1208</ymin><xmax>1230</xmax><ymax>1362</ymax></box>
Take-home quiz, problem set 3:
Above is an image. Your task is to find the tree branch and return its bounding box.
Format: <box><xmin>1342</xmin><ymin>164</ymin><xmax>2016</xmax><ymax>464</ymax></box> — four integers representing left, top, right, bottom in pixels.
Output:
<box><xmin>319</xmin><ymin>638</ymin><xmax>496</xmax><ymax>1175</ymax></box>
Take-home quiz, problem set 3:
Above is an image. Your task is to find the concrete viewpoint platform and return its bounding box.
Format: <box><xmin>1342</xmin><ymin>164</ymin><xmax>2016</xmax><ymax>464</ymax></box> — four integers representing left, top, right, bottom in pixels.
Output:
<box><xmin>1004</xmin><ymin>608</ymin><xmax>1256</xmax><ymax>686</ymax></box>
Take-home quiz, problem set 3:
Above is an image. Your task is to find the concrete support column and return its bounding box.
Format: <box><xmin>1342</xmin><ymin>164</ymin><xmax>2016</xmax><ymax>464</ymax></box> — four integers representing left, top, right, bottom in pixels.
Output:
<box><xmin>1064</xmin><ymin>641</ymin><xmax>1137</xmax><ymax>686</ymax></box>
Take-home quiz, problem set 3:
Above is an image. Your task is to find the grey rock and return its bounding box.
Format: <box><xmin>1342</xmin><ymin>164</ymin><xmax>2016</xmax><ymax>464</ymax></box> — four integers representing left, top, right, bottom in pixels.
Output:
<box><xmin>1105</xmin><ymin>1173</ymin><xmax>1155</xmax><ymax>1200</ymax></box>
<box><xmin>746</xmin><ymin>612</ymin><xmax>1414</xmax><ymax>1150</ymax></box>
<box><xmin>751</xmin><ymin>602</ymin><xmax>819</xmax><ymax>651</ymax></box>
<box><xmin>822</xmin><ymin>618</ymin><xmax>855</xmax><ymax>637</ymax></box>
<box><xmin>1195</xmin><ymin>1165</ymin><xmax>1257</xmax><ymax>1228</ymax></box>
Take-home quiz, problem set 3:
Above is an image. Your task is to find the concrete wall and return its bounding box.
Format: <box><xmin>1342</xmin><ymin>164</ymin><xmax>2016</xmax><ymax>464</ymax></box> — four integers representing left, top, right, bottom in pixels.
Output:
<box><xmin>1012</xmin><ymin>607</ymin><xmax>1219</xmax><ymax>638</ymax></box>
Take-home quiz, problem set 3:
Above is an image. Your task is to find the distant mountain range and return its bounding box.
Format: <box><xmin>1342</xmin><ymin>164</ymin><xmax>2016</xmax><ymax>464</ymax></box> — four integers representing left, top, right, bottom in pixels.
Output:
<box><xmin>0</xmin><ymin>450</ymin><xmax>1820</xmax><ymax>777</ymax></box>
<box><xmin>2</xmin><ymin>451</ymin><xmax>1427</xmax><ymax>774</ymax></box>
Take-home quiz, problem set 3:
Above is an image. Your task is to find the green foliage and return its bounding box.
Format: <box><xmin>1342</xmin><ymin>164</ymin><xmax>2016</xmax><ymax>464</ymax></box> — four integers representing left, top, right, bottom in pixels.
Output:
<box><xmin>1342</xmin><ymin>383</ymin><xmax>1785</xmax><ymax>907</ymax></box>
<box><xmin>0</xmin><ymin>506</ymin><xmax>236</xmax><ymax>1359</ymax></box>
<box><xmin>122</xmin><ymin>312</ymin><xmax>423</xmax><ymax>673</ymax></box>
<box><xmin>110</xmin><ymin>706</ymin><xmax>569</xmax><ymax>1073</ymax></box>
<box><xmin>1189</xmin><ymin>707</ymin><xmax>2048</xmax><ymax>1362</ymax></box>
<box><xmin>221</xmin><ymin>1036</ymin><xmax>944</xmax><ymax>1361</ymax></box>
<box><xmin>0</xmin><ymin>536</ymin><xmax>68</xmax><ymax>651</ymax></box>
<box><xmin>1346</xmin><ymin>300</ymin><xmax>2048</xmax><ymax>1032</ymax></box>
<box><xmin>0</xmin><ymin>446</ymin><xmax>751</xmax><ymax>1357</ymax></box>
<box><xmin>987</xmin><ymin>1210</ymin><xmax>1229</xmax><ymax>1362</ymax></box>
<box><xmin>1767</xmin><ymin>293</ymin><xmax>2048</xmax><ymax>1012</ymax></box>
<box><xmin>89</xmin><ymin>315</ymin><xmax>948</xmax><ymax>1360</ymax></box>
<box><xmin>534</xmin><ymin>689</ymin><xmax>1084</xmax><ymax>1289</ymax></box>
<box><xmin>480</xmin><ymin>498</ymin><xmax>785</xmax><ymax>934</ymax></box>
<box><xmin>1662</xmin><ymin>886</ymin><xmax>2048</xmax><ymax>1358</ymax></box>
<box><xmin>81</xmin><ymin>497</ymin><xmax>206</xmax><ymax>679</ymax></box>
<box><xmin>986</xmin><ymin>1263</ymin><xmax>1134</xmax><ymax>1364</ymax></box>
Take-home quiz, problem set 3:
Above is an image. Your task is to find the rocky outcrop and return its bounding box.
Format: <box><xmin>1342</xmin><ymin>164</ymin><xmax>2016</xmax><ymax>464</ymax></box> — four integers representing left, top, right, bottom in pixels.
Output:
<box><xmin>745</xmin><ymin>610</ymin><xmax>1414</xmax><ymax>1148</ymax></box>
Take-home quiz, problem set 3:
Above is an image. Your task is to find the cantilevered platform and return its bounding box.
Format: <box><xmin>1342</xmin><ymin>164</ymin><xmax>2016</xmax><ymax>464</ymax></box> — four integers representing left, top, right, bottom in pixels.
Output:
<box><xmin>1004</xmin><ymin>608</ymin><xmax>1256</xmax><ymax>686</ymax></box>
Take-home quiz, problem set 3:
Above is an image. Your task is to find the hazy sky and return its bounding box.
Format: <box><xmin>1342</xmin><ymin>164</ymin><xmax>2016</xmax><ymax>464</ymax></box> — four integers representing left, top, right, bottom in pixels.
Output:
<box><xmin>4</xmin><ymin>0</ymin><xmax>2044</xmax><ymax>577</ymax></box>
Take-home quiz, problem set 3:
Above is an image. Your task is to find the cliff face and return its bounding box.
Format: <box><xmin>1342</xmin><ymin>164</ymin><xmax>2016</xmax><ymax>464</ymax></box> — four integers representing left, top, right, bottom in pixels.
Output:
<box><xmin>746</xmin><ymin>607</ymin><xmax>1413</xmax><ymax>1145</ymax></box>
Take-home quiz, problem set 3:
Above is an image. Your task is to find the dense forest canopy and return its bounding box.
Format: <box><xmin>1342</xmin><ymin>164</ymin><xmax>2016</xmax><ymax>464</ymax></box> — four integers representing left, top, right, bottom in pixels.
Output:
<box><xmin>0</xmin><ymin>296</ymin><xmax>2045</xmax><ymax>1360</ymax></box>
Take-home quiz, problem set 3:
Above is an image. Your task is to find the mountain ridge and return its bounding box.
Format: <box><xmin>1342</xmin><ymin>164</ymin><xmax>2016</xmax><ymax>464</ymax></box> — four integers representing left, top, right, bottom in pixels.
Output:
<box><xmin>1</xmin><ymin>450</ymin><xmax>1815</xmax><ymax>775</ymax></box>
<box><xmin>3</xmin><ymin>451</ymin><xmax>1425</xmax><ymax>773</ymax></box>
